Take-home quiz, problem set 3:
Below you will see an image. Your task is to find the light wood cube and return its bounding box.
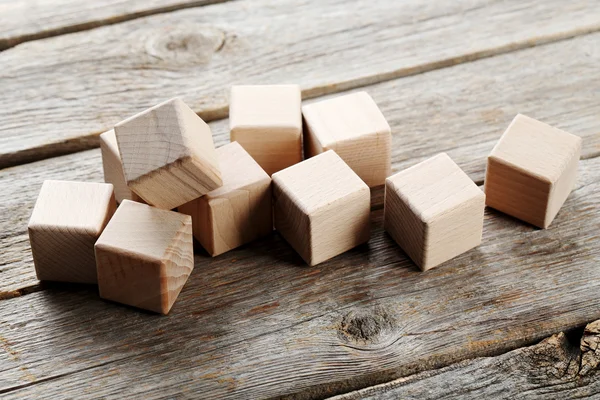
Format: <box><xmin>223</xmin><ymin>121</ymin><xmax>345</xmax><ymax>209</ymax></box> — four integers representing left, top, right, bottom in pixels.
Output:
<box><xmin>179</xmin><ymin>142</ymin><xmax>272</xmax><ymax>256</ymax></box>
<box><xmin>115</xmin><ymin>97</ymin><xmax>222</xmax><ymax>210</ymax></box>
<box><xmin>28</xmin><ymin>180</ymin><xmax>116</xmax><ymax>283</ymax></box>
<box><xmin>272</xmin><ymin>150</ymin><xmax>370</xmax><ymax>266</ymax></box>
<box><xmin>485</xmin><ymin>114</ymin><xmax>582</xmax><ymax>228</ymax></box>
<box><xmin>95</xmin><ymin>200</ymin><xmax>194</xmax><ymax>314</ymax></box>
<box><xmin>302</xmin><ymin>91</ymin><xmax>391</xmax><ymax>187</ymax></box>
<box><xmin>230</xmin><ymin>85</ymin><xmax>302</xmax><ymax>175</ymax></box>
<box><xmin>384</xmin><ymin>153</ymin><xmax>485</xmax><ymax>271</ymax></box>
<box><xmin>99</xmin><ymin>129</ymin><xmax>143</xmax><ymax>203</ymax></box>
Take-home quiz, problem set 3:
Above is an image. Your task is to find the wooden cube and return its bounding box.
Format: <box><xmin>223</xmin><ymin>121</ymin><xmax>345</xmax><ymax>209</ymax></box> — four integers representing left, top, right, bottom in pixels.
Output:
<box><xmin>28</xmin><ymin>180</ymin><xmax>116</xmax><ymax>283</ymax></box>
<box><xmin>230</xmin><ymin>85</ymin><xmax>302</xmax><ymax>175</ymax></box>
<box><xmin>302</xmin><ymin>91</ymin><xmax>391</xmax><ymax>187</ymax></box>
<box><xmin>95</xmin><ymin>200</ymin><xmax>194</xmax><ymax>314</ymax></box>
<box><xmin>99</xmin><ymin>129</ymin><xmax>143</xmax><ymax>203</ymax></box>
<box><xmin>485</xmin><ymin>114</ymin><xmax>582</xmax><ymax>228</ymax></box>
<box><xmin>115</xmin><ymin>97</ymin><xmax>222</xmax><ymax>210</ymax></box>
<box><xmin>384</xmin><ymin>153</ymin><xmax>485</xmax><ymax>271</ymax></box>
<box><xmin>179</xmin><ymin>142</ymin><xmax>272</xmax><ymax>256</ymax></box>
<box><xmin>272</xmin><ymin>150</ymin><xmax>370</xmax><ymax>266</ymax></box>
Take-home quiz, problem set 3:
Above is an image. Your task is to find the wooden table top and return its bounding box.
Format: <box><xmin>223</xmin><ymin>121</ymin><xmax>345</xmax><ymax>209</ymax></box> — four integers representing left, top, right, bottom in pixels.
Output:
<box><xmin>0</xmin><ymin>0</ymin><xmax>599</xmax><ymax>398</ymax></box>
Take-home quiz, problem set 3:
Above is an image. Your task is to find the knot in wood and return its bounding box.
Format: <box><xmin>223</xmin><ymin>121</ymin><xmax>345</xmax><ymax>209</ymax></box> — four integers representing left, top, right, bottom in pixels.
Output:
<box><xmin>145</xmin><ymin>26</ymin><xmax>225</xmax><ymax>65</ymax></box>
<box><xmin>339</xmin><ymin>307</ymin><xmax>395</xmax><ymax>344</ymax></box>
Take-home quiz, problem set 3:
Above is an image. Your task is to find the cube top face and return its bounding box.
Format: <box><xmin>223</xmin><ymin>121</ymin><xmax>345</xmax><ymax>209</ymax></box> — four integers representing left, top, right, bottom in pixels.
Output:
<box><xmin>29</xmin><ymin>180</ymin><xmax>115</xmax><ymax>234</ymax></box>
<box><xmin>272</xmin><ymin>150</ymin><xmax>368</xmax><ymax>214</ymax></box>
<box><xmin>490</xmin><ymin>114</ymin><xmax>582</xmax><ymax>184</ymax></box>
<box><xmin>206</xmin><ymin>142</ymin><xmax>270</xmax><ymax>200</ymax></box>
<box><xmin>115</xmin><ymin>97</ymin><xmax>217</xmax><ymax>183</ymax></box>
<box><xmin>302</xmin><ymin>91</ymin><xmax>390</xmax><ymax>148</ymax></box>
<box><xmin>386</xmin><ymin>153</ymin><xmax>483</xmax><ymax>223</ymax></box>
<box><xmin>96</xmin><ymin>200</ymin><xmax>192</xmax><ymax>263</ymax></box>
<box><xmin>229</xmin><ymin>85</ymin><xmax>302</xmax><ymax>132</ymax></box>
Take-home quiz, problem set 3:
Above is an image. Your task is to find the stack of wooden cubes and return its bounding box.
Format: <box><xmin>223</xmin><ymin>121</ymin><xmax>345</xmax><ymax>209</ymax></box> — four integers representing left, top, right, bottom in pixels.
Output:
<box><xmin>28</xmin><ymin>85</ymin><xmax>582</xmax><ymax>314</ymax></box>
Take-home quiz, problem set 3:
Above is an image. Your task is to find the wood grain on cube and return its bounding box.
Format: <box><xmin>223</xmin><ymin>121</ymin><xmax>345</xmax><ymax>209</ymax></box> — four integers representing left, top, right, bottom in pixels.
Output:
<box><xmin>99</xmin><ymin>129</ymin><xmax>143</xmax><ymax>203</ymax></box>
<box><xmin>28</xmin><ymin>180</ymin><xmax>116</xmax><ymax>283</ymax></box>
<box><xmin>385</xmin><ymin>153</ymin><xmax>485</xmax><ymax>271</ymax></box>
<box><xmin>230</xmin><ymin>85</ymin><xmax>302</xmax><ymax>176</ymax></box>
<box><xmin>485</xmin><ymin>114</ymin><xmax>582</xmax><ymax>228</ymax></box>
<box><xmin>179</xmin><ymin>142</ymin><xmax>272</xmax><ymax>256</ymax></box>
<box><xmin>272</xmin><ymin>150</ymin><xmax>370</xmax><ymax>266</ymax></box>
<box><xmin>303</xmin><ymin>91</ymin><xmax>391</xmax><ymax>187</ymax></box>
<box><xmin>115</xmin><ymin>98</ymin><xmax>222</xmax><ymax>210</ymax></box>
<box><xmin>95</xmin><ymin>200</ymin><xmax>194</xmax><ymax>314</ymax></box>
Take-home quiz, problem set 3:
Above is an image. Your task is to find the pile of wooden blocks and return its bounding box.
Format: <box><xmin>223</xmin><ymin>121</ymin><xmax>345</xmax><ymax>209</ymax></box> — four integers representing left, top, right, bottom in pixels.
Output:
<box><xmin>28</xmin><ymin>85</ymin><xmax>582</xmax><ymax>314</ymax></box>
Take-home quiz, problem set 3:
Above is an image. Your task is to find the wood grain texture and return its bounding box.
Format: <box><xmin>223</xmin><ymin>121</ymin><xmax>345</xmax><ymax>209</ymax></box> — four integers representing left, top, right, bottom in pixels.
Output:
<box><xmin>384</xmin><ymin>153</ymin><xmax>485</xmax><ymax>270</ymax></box>
<box><xmin>95</xmin><ymin>200</ymin><xmax>194</xmax><ymax>314</ymax></box>
<box><xmin>178</xmin><ymin>142</ymin><xmax>272</xmax><ymax>256</ymax></box>
<box><xmin>332</xmin><ymin>320</ymin><xmax>600</xmax><ymax>400</ymax></box>
<box><xmin>99</xmin><ymin>129</ymin><xmax>141</xmax><ymax>203</ymax></box>
<box><xmin>0</xmin><ymin>0</ymin><xmax>232</xmax><ymax>51</ymax></box>
<box><xmin>272</xmin><ymin>151</ymin><xmax>371</xmax><ymax>266</ymax></box>
<box><xmin>115</xmin><ymin>97</ymin><xmax>222</xmax><ymax>209</ymax></box>
<box><xmin>303</xmin><ymin>91</ymin><xmax>392</xmax><ymax>187</ymax></box>
<box><xmin>0</xmin><ymin>156</ymin><xmax>598</xmax><ymax>399</ymax></box>
<box><xmin>2</xmin><ymin>0</ymin><xmax>600</xmax><ymax>167</ymax></box>
<box><xmin>486</xmin><ymin>114</ymin><xmax>582</xmax><ymax>228</ymax></box>
<box><xmin>28</xmin><ymin>180</ymin><xmax>116</xmax><ymax>284</ymax></box>
<box><xmin>230</xmin><ymin>84</ymin><xmax>303</xmax><ymax>175</ymax></box>
<box><xmin>2</xmin><ymin>33</ymin><xmax>600</xmax><ymax>295</ymax></box>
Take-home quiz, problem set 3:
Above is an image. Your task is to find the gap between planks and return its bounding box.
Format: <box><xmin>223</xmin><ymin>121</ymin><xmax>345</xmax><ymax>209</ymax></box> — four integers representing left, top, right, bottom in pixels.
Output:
<box><xmin>0</xmin><ymin>0</ymin><xmax>235</xmax><ymax>52</ymax></box>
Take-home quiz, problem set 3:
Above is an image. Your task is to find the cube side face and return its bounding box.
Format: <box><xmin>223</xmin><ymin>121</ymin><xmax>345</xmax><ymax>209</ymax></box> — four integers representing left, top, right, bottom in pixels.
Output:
<box><xmin>160</xmin><ymin>217</ymin><xmax>194</xmax><ymax>314</ymax></box>
<box><xmin>273</xmin><ymin>180</ymin><xmax>311</xmax><ymax>264</ymax></box>
<box><xmin>130</xmin><ymin>156</ymin><xmax>220</xmax><ymax>210</ymax></box>
<box><xmin>231</xmin><ymin>126</ymin><xmax>302</xmax><ymax>176</ymax></box>
<box><xmin>100</xmin><ymin>130</ymin><xmax>136</xmax><ymax>203</ymax></box>
<box><xmin>383</xmin><ymin>181</ymin><xmax>426</xmax><ymax>268</ymax></box>
<box><xmin>29</xmin><ymin>226</ymin><xmax>98</xmax><ymax>283</ymax></box>
<box><xmin>422</xmin><ymin>191</ymin><xmax>485</xmax><ymax>270</ymax></box>
<box><xmin>545</xmin><ymin>147</ymin><xmax>580</xmax><ymax>227</ymax></box>
<box><xmin>208</xmin><ymin>180</ymin><xmax>273</xmax><ymax>256</ymax></box>
<box><xmin>328</xmin><ymin>131</ymin><xmax>391</xmax><ymax>187</ymax></box>
<box><xmin>309</xmin><ymin>187</ymin><xmax>371</xmax><ymax>266</ymax></box>
<box><xmin>178</xmin><ymin>196</ymin><xmax>213</xmax><ymax>255</ymax></box>
<box><xmin>485</xmin><ymin>156</ymin><xmax>551</xmax><ymax>228</ymax></box>
<box><xmin>95</xmin><ymin>243</ymin><xmax>164</xmax><ymax>313</ymax></box>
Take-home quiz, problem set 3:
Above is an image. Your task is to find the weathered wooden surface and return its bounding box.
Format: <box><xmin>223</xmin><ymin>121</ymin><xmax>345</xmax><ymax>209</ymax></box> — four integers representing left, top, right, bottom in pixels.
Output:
<box><xmin>332</xmin><ymin>321</ymin><xmax>600</xmax><ymax>400</ymax></box>
<box><xmin>0</xmin><ymin>0</ymin><xmax>231</xmax><ymax>51</ymax></box>
<box><xmin>2</xmin><ymin>33</ymin><xmax>599</xmax><ymax>295</ymax></box>
<box><xmin>0</xmin><ymin>156</ymin><xmax>598</xmax><ymax>398</ymax></box>
<box><xmin>1</xmin><ymin>0</ymin><xmax>600</xmax><ymax>167</ymax></box>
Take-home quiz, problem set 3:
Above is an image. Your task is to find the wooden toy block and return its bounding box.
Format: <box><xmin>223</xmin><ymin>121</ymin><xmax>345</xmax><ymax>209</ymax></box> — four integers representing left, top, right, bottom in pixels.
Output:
<box><xmin>28</xmin><ymin>180</ymin><xmax>116</xmax><ymax>283</ymax></box>
<box><xmin>179</xmin><ymin>142</ymin><xmax>272</xmax><ymax>256</ymax></box>
<box><xmin>114</xmin><ymin>97</ymin><xmax>222</xmax><ymax>210</ymax></box>
<box><xmin>230</xmin><ymin>84</ymin><xmax>302</xmax><ymax>175</ymax></box>
<box><xmin>272</xmin><ymin>150</ymin><xmax>370</xmax><ymax>266</ymax></box>
<box><xmin>302</xmin><ymin>91</ymin><xmax>391</xmax><ymax>187</ymax></box>
<box><xmin>384</xmin><ymin>153</ymin><xmax>485</xmax><ymax>271</ymax></box>
<box><xmin>485</xmin><ymin>114</ymin><xmax>582</xmax><ymax>228</ymax></box>
<box><xmin>95</xmin><ymin>200</ymin><xmax>194</xmax><ymax>314</ymax></box>
<box><xmin>99</xmin><ymin>129</ymin><xmax>143</xmax><ymax>203</ymax></box>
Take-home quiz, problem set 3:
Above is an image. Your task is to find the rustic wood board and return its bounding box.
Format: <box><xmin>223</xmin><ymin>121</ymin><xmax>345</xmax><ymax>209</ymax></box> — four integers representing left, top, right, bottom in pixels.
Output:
<box><xmin>0</xmin><ymin>156</ymin><xmax>599</xmax><ymax>398</ymax></box>
<box><xmin>332</xmin><ymin>321</ymin><xmax>600</xmax><ymax>400</ymax></box>
<box><xmin>0</xmin><ymin>0</ymin><xmax>232</xmax><ymax>51</ymax></box>
<box><xmin>1</xmin><ymin>0</ymin><xmax>600</xmax><ymax>167</ymax></box>
<box><xmin>2</xmin><ymin>32</ymin><xmax>599</xmax><ymax>296</ymax></box>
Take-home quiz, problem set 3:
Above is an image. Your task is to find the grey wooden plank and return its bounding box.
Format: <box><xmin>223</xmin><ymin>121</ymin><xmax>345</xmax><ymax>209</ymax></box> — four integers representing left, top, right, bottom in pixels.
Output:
<box><xmin>0</xmin><ymin>0</ymin><xmax>232</xmax><ymax>51</ymax></box>
<box><xmin>1</xmin><ymin>0</ymin><xmax>600</xmax><ymax>167</ymax></box>
<box><xmin>0</xmin><ymin>156</ymin><xmax>598</xmax><ymax>399</ymax></box>
<box><xmin>1</xmin><ymin>32</ymin><xmax>600</xmax><ymax>295</ymax></box>
<box><xmin>331</xmin><ymin>320</ymin><xmax>600</xmax><ymax>400</ymax></box>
